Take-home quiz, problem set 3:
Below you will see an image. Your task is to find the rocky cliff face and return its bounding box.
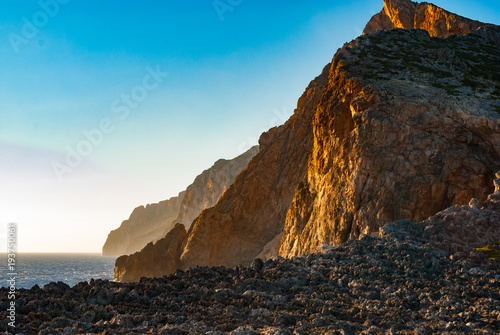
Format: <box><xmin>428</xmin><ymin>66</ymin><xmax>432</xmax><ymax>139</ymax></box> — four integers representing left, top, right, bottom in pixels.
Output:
<box><xmin>103</xmin><ymin>146</ymin><xmax>258</xmax><ymax>256</ymax></box>
<box><xmin>173</xmin><ymin>146</ymin><xmax>259</xmax><ymax>233</ymax></box>
<box><xmin>363</xmin><ymin>0</ymin><xmax>492</xmax><ymax>37</ymax></box>
<box><xmin>102</xmin><ymin>193</ymin><xmax>185</xmax><ymax>256</ymax></box>
<box><xmin>279</xmin><ymin>27</ymin><xmax>500</xmax><ymax>257</ymax></box>
<box><xmin>114</xmin><ymin>1</ymin><xmax>500</xmax><ymax>281</ymax></box>
<box><xmin>114</xmin><ymin>224</ymin><xmax>187</xmax><ymax>282</ymax></box>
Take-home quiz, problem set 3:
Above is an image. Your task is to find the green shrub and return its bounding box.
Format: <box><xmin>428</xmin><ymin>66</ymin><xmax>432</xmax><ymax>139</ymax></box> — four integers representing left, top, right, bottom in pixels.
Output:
<box><xmin>477</xmin><ymin>242</ymin><xmax>500</xmax><ymax>260</ymax></box>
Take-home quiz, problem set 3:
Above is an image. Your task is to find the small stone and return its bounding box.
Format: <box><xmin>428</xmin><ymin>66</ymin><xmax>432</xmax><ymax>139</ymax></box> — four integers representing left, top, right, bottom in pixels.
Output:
<box><xmin>230</xmin><ymin>326</ymin><xmax>257</xmax><ymax>335</ymax></box>
<box><xmin>251</xmin><ymin>258</ymin><xmax>264</xmax><ymax>271</ymax></box>
<box><xmin>250</xmin><ymin>308</ymin><xmax>271</xmax><ymax>317</ymax></box>
<box><xmin>468</xmin><ymin>198</ymin><xmax>482</xmax><ymax>209</ymax></box>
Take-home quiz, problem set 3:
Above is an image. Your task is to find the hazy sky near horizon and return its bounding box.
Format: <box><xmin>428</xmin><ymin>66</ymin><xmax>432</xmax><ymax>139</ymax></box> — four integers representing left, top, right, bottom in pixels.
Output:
<box><xmin>1</xmin><ymin>0</ymin><xmax>499</xmax><ymax>253</ymax></box>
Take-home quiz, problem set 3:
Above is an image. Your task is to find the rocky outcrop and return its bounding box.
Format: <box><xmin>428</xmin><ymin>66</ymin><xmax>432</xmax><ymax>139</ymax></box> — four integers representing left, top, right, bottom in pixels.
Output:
<box><xmin>114</xmin><ymin>1</ymin><xmax>500</xmax><ymax>281</ymax></box>
<box><xmin>102</xmin><ymin>146</ymin><xmax>258</xmax><ymax>256</ymax></box>
<box><xmin>102</xmin><ymin>193</ymin><xmax>185</xmax><ymax>256</ymax></box>
<box><xmin>380</xmin><ymin>170</ymin><xmax>500</xmax><ymax>268</ymax></box>
<box><xmin>279</xmin><ymin>27</ymin><xmax>500</xmax><ymax>258</ymax></box>
<box><xmin>363</xmin><ymin>0</ymin><xmax>493</xmax><ymax>37</ymax></box>
<box><xmin>114</xmin><ymin>224</ymin><xmax>187</xmax><ymax>283</ymax></box>
<box><xmin>173</xmin><ymin>146</ymin><xmax>259</xmax><ymax>232</ymax></box>
<box><xmin>181</xmin><ymin>26</ymin><xmax>500</xmax><ymax>267</ymax></box>
<box><xmin>422</xmin><ymin>171</ymin><xmax>500</xmax><ymax>263</ymax></box>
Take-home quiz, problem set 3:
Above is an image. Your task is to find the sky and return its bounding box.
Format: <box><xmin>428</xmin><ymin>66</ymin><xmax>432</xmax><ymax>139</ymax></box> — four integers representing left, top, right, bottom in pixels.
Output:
<box><xmin>0</xmin><ymin>0</ymin><xmax>499</xmax><ymax>253</ymax></box>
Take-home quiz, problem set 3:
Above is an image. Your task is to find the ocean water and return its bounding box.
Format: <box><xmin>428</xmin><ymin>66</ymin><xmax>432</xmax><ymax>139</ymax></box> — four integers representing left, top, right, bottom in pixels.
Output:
<box><xmin>0</xmin><ymin>253</ymin><xmax>117</xmax><ymax>289</ymax></box>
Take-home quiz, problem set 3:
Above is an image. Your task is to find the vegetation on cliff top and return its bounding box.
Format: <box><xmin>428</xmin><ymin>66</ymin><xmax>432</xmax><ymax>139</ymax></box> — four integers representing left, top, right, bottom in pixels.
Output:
<box><xmin>340</xmin><ymin>28</ymin><xmax>500</xmax><ymax>113</ymax></box>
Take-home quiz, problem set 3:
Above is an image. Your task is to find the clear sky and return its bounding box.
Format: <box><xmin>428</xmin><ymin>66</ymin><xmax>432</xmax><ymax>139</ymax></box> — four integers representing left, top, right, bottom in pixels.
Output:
<box><xmin>0</xmin><ymin>0</ymin><xmax>499</xmax><ymax>253</ymax></box>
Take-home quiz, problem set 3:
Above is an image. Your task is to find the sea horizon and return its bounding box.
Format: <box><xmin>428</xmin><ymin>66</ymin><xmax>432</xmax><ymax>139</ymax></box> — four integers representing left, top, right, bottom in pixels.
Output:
<box><xmin>1</xmin><ymin>252</ymin><xmax>105</xmax><ymax>255</ymax></box>
<box><xmin>1</xmin><ymin>253</ymin><xmax>117</xmax><ymax>289</ymax></box>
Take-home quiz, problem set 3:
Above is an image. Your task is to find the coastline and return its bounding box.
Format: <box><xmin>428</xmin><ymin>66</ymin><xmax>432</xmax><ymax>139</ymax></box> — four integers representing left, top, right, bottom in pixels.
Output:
<box><xmin>0</xmin><ymin>253</ymin><xmax>117</xmax><ymax>290</ymax></box>
<box><xmin>1</xmin><ymin>220</ymin><xmax>499</xmax><ymax>334</ymax></box>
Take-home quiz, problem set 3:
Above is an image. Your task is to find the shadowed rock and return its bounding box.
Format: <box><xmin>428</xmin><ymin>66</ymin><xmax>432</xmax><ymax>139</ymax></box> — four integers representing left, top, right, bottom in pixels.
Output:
<box><xmin>114</xmin><ymin>223</ymin><xmax>187</xmax><ymax>282</ymax></box>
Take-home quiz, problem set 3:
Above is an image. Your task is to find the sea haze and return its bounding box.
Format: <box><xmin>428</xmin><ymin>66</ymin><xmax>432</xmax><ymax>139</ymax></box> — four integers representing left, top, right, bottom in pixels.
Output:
<box><xmin>0</xmin><ymin>253</ymin><xmax>117</xmax><ymax>289</ymax></box>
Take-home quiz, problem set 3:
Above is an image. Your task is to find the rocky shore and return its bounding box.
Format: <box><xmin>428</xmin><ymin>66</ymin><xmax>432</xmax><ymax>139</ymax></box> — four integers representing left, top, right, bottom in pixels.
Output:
<box><xmin>1</xmin><ymin>174</ymin><xmax>499</xmax><ymax>334</ymax></box>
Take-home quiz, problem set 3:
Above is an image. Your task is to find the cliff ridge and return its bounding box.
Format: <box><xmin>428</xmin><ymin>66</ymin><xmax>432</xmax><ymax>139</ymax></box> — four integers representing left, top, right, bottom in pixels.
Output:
<box><xmin>103</xmin><ymin>146</ymin><xmax>258</xmax><ymax>256</ymax></box>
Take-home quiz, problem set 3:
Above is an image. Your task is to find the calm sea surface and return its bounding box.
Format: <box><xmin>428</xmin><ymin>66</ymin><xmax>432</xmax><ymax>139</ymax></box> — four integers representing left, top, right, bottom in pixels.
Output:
<box><xmin>0</xmin><ymin>253</ymin><xmax>117</xmax><ymax>289</ymax></box>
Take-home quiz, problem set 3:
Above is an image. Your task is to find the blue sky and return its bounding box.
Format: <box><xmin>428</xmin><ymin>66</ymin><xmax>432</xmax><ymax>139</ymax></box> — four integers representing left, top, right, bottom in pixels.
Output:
<box><xmin>0</xmin><ymin>0</ymin><xmax>499</xmax><ymax>252</ymax></box>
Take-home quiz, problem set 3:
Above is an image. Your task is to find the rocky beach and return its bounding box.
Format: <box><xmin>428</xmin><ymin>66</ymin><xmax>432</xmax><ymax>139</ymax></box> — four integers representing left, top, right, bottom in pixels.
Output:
<box><xmin>1</xmin><ymin>173</ymin><xmax>499</xmax><ymax>334</ymax></box>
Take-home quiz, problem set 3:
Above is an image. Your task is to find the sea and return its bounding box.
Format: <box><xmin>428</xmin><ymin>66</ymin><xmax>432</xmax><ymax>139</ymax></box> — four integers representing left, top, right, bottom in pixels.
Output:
<box><xmin>0</xmin><ymin>253</ymin><xmax>117</xmax><ymax>289</ymax></box>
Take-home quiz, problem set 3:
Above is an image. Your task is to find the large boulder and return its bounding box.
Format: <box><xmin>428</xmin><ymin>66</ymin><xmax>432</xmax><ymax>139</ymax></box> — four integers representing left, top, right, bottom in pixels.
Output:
<box><xmin>114</xmin><ymin>223</ymin><xmax>187</xmax><ymax>282</ymax></box>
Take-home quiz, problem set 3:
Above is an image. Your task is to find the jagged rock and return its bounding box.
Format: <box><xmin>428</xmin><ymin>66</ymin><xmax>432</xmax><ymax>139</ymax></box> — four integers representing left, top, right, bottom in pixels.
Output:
<box><xmin>41</xmin><ymin>281</ymin><xmax>70</xmax><ymax>295</ymax></box>
<box><xmin>479</xmin><ymin>171</ymin><xmax>500</xmax><ymax>211</ymax></box>
<box><xmin>363</xmin><ymin>0</ymin><xmax>494</xmax><ymax>38</ymax></box>
<box><xmin>114</xmin><ymin>224</ymin><xmax>187</xmax><ymax>282</ymax></box>
<box><xmin>102</xmin><ymin>146</ymin><xmax>258</xmax><ymax>256</ymax></box>
<box><xmin>180</xmin><ymin>12</ymin><xmax>500</xmax><ymax>268</ymax></box>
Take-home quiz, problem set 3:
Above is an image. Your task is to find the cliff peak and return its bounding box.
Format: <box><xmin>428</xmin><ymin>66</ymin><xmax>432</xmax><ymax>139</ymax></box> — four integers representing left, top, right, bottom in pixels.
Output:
<box><xmin>364</xmin><ymin>0</ymin><xmax>493</xmax><ymax>38</ymax></box>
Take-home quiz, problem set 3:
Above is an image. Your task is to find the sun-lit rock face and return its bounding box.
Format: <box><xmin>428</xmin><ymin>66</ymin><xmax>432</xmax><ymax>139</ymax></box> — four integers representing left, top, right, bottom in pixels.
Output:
<box><xmin>179</xmin><ymin>23</ymin><xmax>500</xmax><ymax>267</ymax></box>
<box><xmin>279</xmin><ymin>28</ymin><xmax>500</xmax><ymax>257</ymax></box>
<box><xmin>364</xmin><ymin>0</ymin><xmax>493</xmax><ymax>38</ymax></box>
<box><xmin>114</xmin><ymin>1</ymin><xmax>500</xmax><ymax>281</ymax></box>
